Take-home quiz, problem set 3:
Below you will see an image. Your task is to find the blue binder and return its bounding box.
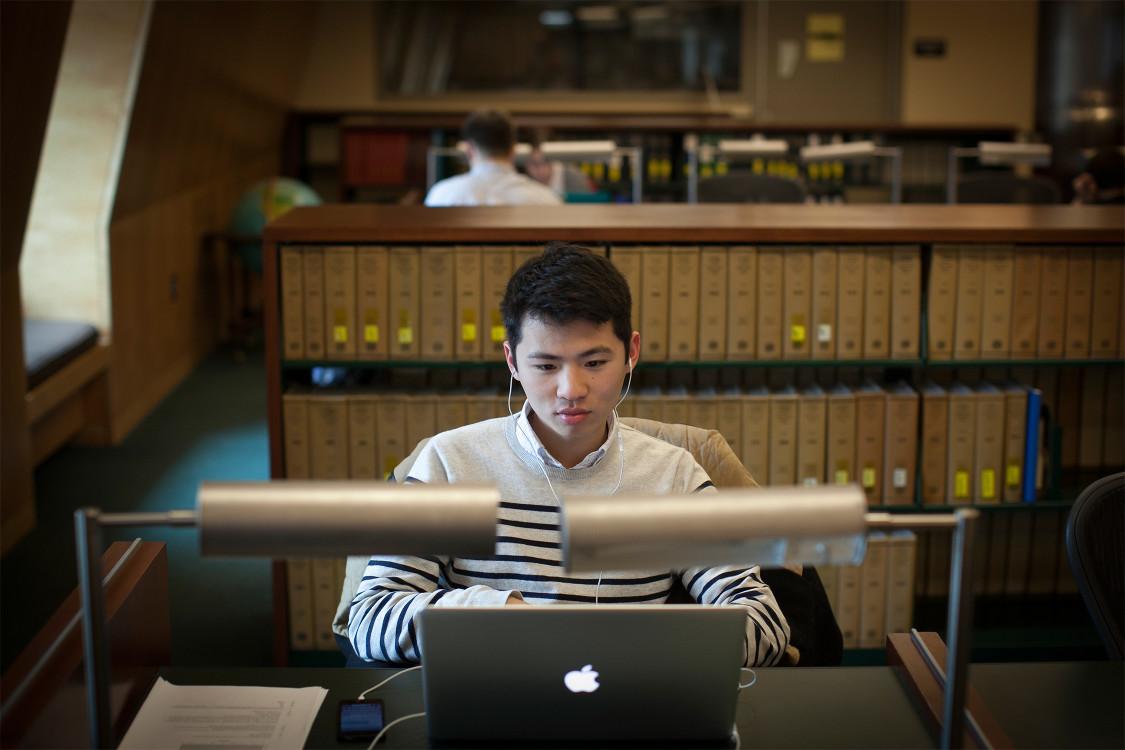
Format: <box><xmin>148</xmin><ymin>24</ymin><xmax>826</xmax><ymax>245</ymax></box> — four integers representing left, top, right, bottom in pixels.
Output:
<box><xmin>1021</xmin><ymin>387</ymin><xmax>1042</xmax><ymax>503</ymax></box>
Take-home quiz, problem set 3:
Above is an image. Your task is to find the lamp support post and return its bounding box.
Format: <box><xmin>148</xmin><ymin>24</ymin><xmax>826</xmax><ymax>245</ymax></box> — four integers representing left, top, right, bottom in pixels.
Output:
<box><xmin>873</xmin><ymin>147</ymin><xmax>903</xmax><ymax>204</ymax></box>
<box><xmin>942</xmin><ymin>509</ymin><xmax>980</xmax><ymax>749</ymax></box>
<box><xmin>946</xmin><ymin>147</ymin><xmax>978</xmax><ymax>204</ymax></box>
<box><xmin>75</xmin><ymin>509</ymin><xmax>198</xmax><ymax>749</ymax></box>
<box><xmin>623</xmin><ymin>146</ymin><xmax>644</xmax><ymax>205</ymax></box>
<box><xmin>867</xmin><ymin>509</ymin><xmax>979</xmax><ymax>749</ymax></box>
<box><xmin>75</xmin><ymin>509</ymin><xmax>111</xmax><ymax>750</ymax></box>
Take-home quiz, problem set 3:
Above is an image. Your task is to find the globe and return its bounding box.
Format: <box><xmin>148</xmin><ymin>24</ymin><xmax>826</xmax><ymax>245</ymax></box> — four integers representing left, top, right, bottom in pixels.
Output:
<box><xmin>228</xmin><ymin>177</ymin><xmax>322</xmax><ymax>273</ymax></box>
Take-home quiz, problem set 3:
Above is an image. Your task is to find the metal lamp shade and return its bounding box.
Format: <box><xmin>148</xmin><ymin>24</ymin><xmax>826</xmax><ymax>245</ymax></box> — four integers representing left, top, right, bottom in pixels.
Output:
<box><xmin>198</xmin><ymin>481</ymin><xmax>499</xmax><ymax>558</ymax></box>
<box><xmin>560</xmin><ymin>484</ymin><xmax>868</xmax><ymax>573</ymax></box>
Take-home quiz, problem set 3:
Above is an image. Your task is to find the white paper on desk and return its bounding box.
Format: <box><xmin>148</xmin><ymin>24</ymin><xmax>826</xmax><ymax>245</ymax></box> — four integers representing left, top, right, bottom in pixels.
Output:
<box><xmin>119</xmin><ymin>678</ymin><xmax>327</xmax><ymax>750</ymax></box>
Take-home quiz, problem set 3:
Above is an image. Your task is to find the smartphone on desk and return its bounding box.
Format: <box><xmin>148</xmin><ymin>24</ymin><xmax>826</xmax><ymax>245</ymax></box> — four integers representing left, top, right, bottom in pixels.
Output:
<box><xmin>337</xmin><ymin>699</ymin><xmax>384</xmax><ymax>741</ymax></box>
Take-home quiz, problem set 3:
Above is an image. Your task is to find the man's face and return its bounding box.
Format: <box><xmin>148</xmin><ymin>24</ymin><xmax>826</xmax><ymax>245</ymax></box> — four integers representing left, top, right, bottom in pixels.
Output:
<box><xmin>526</xmin><ymin>150</ymin><xmax>552</xmax><ymax>185</ymax></box>
<box><xmin>504</xmin><ymin>316</ymin><xmax>639</xmax><ymax>465</ymax></box>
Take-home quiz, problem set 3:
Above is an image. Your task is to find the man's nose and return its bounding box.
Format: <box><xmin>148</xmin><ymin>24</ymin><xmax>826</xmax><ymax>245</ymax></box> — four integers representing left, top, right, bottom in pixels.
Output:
<box><xmin>556</xmin><ymin>365</ymin><xmax>588</xmax><ymax>401</ymax></box>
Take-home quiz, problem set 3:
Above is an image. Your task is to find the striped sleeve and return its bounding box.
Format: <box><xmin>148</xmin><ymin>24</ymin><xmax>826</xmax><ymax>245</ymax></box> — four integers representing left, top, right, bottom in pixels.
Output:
<box><xmin>347</xmin><ymin>443</ymin><xmax>518</xmax><ymax>664</ymax></box>
<box><xmin>348</xmin><ymin>554</ymin><xmax>515</xmax><ymax>663</ymax></box>
<box><xmin>683</xmin><ymin>479</ymin><xmax>789</xmax><ymax>665</ymax></box>
<box><xmin>682</xmin><ymin>562</ymin><xmax>791</xmax><ymax>666</ymax></box>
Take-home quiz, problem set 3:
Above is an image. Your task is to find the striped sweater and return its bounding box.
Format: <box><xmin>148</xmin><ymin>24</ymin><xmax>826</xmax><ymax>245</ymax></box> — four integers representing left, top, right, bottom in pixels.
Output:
<box><xmin>348</xmin><ymin>415</ymin><xmax>790</xmax><ymax>666</ymax></box>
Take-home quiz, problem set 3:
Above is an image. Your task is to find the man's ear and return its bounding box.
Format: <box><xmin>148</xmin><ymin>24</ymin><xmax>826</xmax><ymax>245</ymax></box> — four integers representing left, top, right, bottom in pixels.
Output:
<box><xmin>503</xmin><ymin>341</ymin><xmax>519</xmax><ymax>379</ymax></box>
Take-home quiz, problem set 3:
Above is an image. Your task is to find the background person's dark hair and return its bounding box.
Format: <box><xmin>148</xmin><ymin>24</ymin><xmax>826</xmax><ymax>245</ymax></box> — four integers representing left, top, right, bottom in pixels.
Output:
<box><xmin>1087</xmin><ymin>147</ymin><xmax>1125</xmax><ymax>192</ymax></box>
<box><xmin>502</xmin><ymin>242</ymin><xmax>632</xmax><ymax>361</ymax></box>
<box><xmin>463</xmin><ymin>109</ymin><xmax>515</xmax><ymax>159</ymax></box>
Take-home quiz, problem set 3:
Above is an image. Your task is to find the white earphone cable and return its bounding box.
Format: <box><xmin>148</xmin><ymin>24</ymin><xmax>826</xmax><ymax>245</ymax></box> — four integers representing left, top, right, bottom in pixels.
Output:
<box><xmin>506</xmin><ymin>360</ymin><xmax>633</xmax><ymax>606</ymax></box>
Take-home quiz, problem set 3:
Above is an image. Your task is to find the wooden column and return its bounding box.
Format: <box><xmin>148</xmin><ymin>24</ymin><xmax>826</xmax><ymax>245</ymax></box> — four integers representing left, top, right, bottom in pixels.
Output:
<box><xmin>0</xmin><ymin>0</ymin><xmax>73</xmax><ymax>554</ymax></box>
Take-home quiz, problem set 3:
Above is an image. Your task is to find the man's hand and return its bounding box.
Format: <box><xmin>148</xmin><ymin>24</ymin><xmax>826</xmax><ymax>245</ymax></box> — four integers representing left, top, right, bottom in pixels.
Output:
<box><xmin>506</xmin><ymin>593</ymin><xmax>528</xmax><ymax>605</ymax></box>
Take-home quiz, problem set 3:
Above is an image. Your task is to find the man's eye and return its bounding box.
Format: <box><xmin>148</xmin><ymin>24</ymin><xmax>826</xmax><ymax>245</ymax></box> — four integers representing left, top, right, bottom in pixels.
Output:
<box><xmin>585</xmin><ymin>360</ymin><xmax>608</xmax><ymax>368</ymax></box>
<box><xmin>533</xmin><ymin>364</ymin><xmax>556</xmax><ymax>372</ymax></box>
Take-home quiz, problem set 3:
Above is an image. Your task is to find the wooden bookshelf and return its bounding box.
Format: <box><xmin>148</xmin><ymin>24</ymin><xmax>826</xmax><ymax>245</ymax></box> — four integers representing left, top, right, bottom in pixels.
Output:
<box><xmin>261</xmin><ymin>204</ymin><xmax>1123</xmax><ymax>664</ymax></box>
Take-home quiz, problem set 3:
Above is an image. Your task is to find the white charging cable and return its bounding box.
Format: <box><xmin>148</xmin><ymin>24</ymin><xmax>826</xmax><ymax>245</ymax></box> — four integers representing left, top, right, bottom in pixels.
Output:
<box><xmin>357</xmin><ymin>666</ymin><xmax>426</xmax><ymax>749</ymax></box>
<box><xmin>366</xmin><ymin>711</ymin><xmax>426</xmax><ymax>749</ymax></box>
<box><xmin>357</xmin><ymin>665</ymin><xmax>422</xmax><ymax>701</ymax></box>
<box><xmin>728</xmin><ymin>669</ymin><xmax>756</xmax><ymax>748</ymax></box>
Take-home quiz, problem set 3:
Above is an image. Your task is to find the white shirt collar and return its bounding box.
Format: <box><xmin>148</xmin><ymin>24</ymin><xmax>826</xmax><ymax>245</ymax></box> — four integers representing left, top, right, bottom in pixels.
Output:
<box><xmin>513</xmin><ymin>399</ymin><xmax>615</xmax><ymax>470</ymax></box>
<box><xmin>470</xmin><ymin>159</ymin><xmax>516</xmax><ymax>177</ymax></box>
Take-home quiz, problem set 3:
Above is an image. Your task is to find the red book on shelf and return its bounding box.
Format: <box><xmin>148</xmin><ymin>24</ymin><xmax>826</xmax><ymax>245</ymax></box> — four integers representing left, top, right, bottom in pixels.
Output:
<box><xmin>342</xmin><ymin>129</ymin><xmax>410</xmax><ymax>186</ymax></box>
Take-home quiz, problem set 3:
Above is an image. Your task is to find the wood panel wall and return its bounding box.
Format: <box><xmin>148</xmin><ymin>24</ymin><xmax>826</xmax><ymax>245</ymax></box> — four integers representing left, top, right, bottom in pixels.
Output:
<box><xmin>1</xmin><ymin>0</ymin><xmax>73</xmax><ymax>554</ymax></box>
<box><xmin>900</xmin><ymin>0</ymin><xmax>1038</xmax><ymax>130</ymax></box>
<box><xmin>106</xmin><ymin>1</ymin><xmax>316</xmax><ymax>440</ymax></box>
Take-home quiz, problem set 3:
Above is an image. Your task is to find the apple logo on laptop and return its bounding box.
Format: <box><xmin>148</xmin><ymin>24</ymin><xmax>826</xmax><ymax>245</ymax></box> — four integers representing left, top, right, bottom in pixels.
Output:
<box><xmin>564</xmin><ymin>664</ymin><xmax>600</xmax><ymax>693</ymax></box>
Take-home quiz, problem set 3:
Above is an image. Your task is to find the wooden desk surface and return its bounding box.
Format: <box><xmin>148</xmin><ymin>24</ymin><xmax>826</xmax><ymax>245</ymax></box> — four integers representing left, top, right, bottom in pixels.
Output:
<box><xmin>265</xmin><ymin>205</ymin><xmax>1124</xmax><ymax>244</ymax></box>
<box><xmin>156</xmin><ymin>661</ymin><xmax>1124</xmax><ymax>749</ymax></box>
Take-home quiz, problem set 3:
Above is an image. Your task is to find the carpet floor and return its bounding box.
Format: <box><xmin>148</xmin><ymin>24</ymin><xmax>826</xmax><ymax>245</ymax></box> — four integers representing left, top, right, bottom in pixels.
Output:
<box><xmin>2</xmin><ymin>348</ymin><xmax>273</xmax><ymax>671</ymax></box>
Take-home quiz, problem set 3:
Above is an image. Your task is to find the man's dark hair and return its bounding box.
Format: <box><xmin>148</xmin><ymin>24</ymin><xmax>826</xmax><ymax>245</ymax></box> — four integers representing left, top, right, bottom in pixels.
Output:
<box><xmin>501</xmin><ymin>242</ymin><xmax>632</xmax><ymax>359</ymax></box>
<box><xmin>463</xmin><ymin>109</ymin><xmax>515</xmax><ymax>159</ymax></box>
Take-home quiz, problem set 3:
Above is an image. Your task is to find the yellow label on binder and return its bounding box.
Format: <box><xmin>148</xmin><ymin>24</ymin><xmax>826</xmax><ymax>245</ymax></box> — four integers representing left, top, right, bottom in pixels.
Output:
<box><xmin>791</xmin><ymin>324</ymin><xmax>807</xmax><ymax>344</ymax></box>
<box><xmin>608</xmin><ymin>165</ymin><xmax>621</xmax><ymax>182</ymax></box>
<box><xmin>398</xmin><ymin>327</ymin><xmax>413</xmax><ymax>345</ymax></box>
<box><xmin>981</xmin><ymin>469</ymin><xmax>996</xmax><ymax>500</ymax></box>
<box><xmin>715</xmin><ymin>161</ymin><xmax>729</xmax><ymax>176</ymax></box>
<box><xmin>333</xmin><ymin>326</ymin><xmax>348</xmax><ymax>343</ymax></box>
<box><xmin>861</xmin><ymin>467</ymin><xmax>876</xmax><ymax>489</ymax></box>
<box><xmin>834</xmin><ymin>469</ymin><xmax>849</xmax><ymax>485</ymax></box>
<box><xmin>954</xmin><ymin>471</ymin><xmax>970</xmax><ymax>499</ymax></box>
<box><xmin>1006</xmin><ymin>464</ymin><xmax>1020</xmax><ymax>487</ymax></box>
<box><xmin>462</xmin><ymin>323</ymin><xmax>477</xmax><ymax>342</ymax></box>
<box><xmin>364</xmin><ymin>325</ymin><xmax>379</xmax><ymax>343</ymax></box>
<box><xmin>491</xmin><ymin>325</ymin><xmax>505</xmax><ymax>343</ymax></box>
<box><xmin>752</xmin><ymin>158</ymin><xmax>764</xmax><ymax>174</ymax></box>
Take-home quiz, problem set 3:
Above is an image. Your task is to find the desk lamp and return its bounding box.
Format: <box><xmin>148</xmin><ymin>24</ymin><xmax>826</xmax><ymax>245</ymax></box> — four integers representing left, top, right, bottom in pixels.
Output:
<box><xmin>425</xmin><ymin>140</ymin><xmax>643</xmax><ymax>203</ymax></box>
<box><xmin>946</xmin><ymin>142</ymin><xmax>1052</xmax><ymax>203</ymax></box>
<box><xmin>684</xmin><ymin>135</ymin><xmax>792</xmax><ymax>203</ymax></box>
<box><xmin>799</xmin><ymin>140</ymin><xmax>904</xmax><ymax>204</ymax></box>
<box><xmin>560</xmin><ymin>484</ymin><xmax>980</xmax><ymax>750</ymax></box>
<box><xmin>74</xmin><ymin>481</ymin><xmax>499</xmax><ymax>749</ymax></box>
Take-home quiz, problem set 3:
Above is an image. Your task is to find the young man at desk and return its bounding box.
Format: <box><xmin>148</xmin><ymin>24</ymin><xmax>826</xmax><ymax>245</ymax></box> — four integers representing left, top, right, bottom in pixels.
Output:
<box><xmin>424</xmin><ymin>109</ymin><xmax>562</xmax><ymax>206</ymax></box>
<box><xmin>348</xmin><ymin>243</ymin><xmax>790</xmax><ymax>667</ymax></box>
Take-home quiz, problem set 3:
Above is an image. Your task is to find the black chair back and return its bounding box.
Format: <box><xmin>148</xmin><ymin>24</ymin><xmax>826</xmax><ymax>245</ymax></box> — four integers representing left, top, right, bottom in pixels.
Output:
<box><xmin>698</xmin><ymin>174</ymin><xmax>806</xmax><ymax>204</ymax></box>
<box><xmin>1065</xmin><ymin>472</ymin><xmax>1124</xmax><ymax>659</ymax></box>
<box><xmin>956</xmin><ymin>174</ymin><xmax>1061</xmax><ymax>204</ymax></box>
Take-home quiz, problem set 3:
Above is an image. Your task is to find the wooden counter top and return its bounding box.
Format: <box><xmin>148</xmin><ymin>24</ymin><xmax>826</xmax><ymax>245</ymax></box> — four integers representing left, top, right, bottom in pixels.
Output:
<box><xmin>266</xmin><ymin>204</ymin><xmax>1124</xmax><ymax>244</ymax></box>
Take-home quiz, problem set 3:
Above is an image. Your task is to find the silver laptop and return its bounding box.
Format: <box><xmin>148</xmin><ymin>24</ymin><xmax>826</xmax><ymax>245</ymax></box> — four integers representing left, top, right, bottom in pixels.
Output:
<box><xmin>418</xmin><ymin>606</ymin><xmax>745</xmax><ymax>746</ymax></box>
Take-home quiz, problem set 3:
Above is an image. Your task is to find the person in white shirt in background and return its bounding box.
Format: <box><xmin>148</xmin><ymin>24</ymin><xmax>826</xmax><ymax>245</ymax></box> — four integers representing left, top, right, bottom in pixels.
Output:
<box><xmin>424</xmin><ymin>109</ymin><xmax>562</xmax><ymax>207</ymax></box>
